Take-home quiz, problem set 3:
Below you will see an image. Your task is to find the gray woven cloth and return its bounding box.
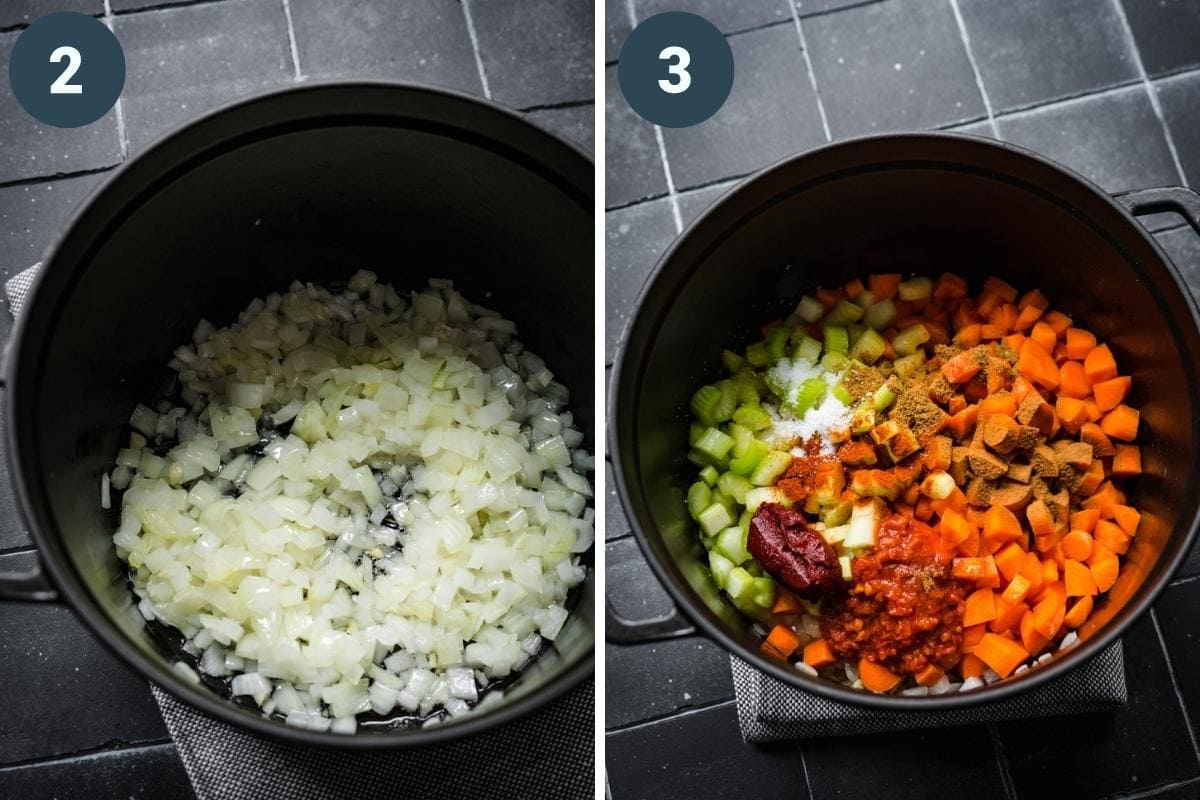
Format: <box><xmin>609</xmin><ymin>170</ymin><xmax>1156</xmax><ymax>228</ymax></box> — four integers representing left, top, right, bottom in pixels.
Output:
<box><xmin>731</xmin><ymin>640</ymin><xmax>1126</xmax><ymax>741</ymax></box>
<box><xmin>8</xmin><ymin>262</ymin><xmax>593</xmax><ymax>800</ymax></box>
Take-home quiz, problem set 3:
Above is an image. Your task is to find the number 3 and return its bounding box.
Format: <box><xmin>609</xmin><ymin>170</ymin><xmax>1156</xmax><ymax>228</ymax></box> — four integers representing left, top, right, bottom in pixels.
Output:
<box><xmin>658</xmin><ymin>45</ymin><xmax>691</xmax><ymax>94</ymax></box>
<box><xmin>50</xmin><ymin>46</ymin><xmax>83</xmax><ymax>95</ymax></box>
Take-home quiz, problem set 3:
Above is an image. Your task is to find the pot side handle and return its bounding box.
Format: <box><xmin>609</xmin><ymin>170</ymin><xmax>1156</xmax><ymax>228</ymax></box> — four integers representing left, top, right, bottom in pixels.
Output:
<box><xmin>606</xmin><ymin>598</ymin><xmax>695</xmax><ymax>644</ymax></box>
<box><xmin>1114</xmin><ymin>186</ymin><xmax>1200</xmax><ymax>236</ymax></box>
<box><xmin>0</xmin><ymin>560</ymin><xmax>59</xmax><ymax>602</ymax></box>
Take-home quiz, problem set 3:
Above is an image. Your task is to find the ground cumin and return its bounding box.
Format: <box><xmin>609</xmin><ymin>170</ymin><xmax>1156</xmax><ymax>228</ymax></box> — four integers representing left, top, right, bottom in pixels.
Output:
<box><xmin>842</xmin><ymin>363</ymin><xmax>885</xmax><ymax>401</ymax></box>
<box><xmin>892</xmin><ymin>376</ymin><xmax>950</xmax><ymax>442</ymax></box>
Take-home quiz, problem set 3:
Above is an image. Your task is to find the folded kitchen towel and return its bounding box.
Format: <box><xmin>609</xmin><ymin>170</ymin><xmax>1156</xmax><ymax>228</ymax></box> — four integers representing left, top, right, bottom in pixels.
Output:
<box><xmin>7</xmin><ymin>262</ymin><xmax>593</xmax><ymax>800</ymax></box>
<box><xmin>730</xmin><ymin>640</ymin><xmax>1126</xmax><ymax>742</ymax></box>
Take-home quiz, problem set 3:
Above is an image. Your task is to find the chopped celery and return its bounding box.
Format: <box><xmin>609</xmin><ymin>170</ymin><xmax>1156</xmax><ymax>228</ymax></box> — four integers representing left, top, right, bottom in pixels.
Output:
<box><xmin>848</xmin><ymin>327</ymin><xmax>886</xmax><ymax>364</ymax></box>
<box><xmin>729</xmin><ymin>439</ymin><xmax>768</xmax><ymax>477</ymax></box>
<box><xmin>687</xmin><ymin>448</ymin><xmax>722</xmax><ymax>469</ymax></box>
<box><xmin>821</xmin><ymin>350</ymin><xmax>847</xmax><ymax>372</ymax></box>
<box><xmin>695</xmin><ymin>427</ymin><xmax>735</xmax><ymax>460</ymax></box>
<box><xmin>892</xmin><ymin>323</ymin><xmax>930</xmax><ymax>356</ymax></box>
<box><xmin>764</xmin><ymin>370</ymin><xmax>789</xmax><ymax>402</ymax></box>
<box><xmin>728</xmin><ymin>423</ymin><xmax>754</xmax><ymax>457</ymax></box>
<box><xmin>848</xmin><ymin>324</ymin><xmax>867</xmax><ymax>346</ymax></box>
<box><xmin>839</xmin><ymin>555</ymin><xmax>853</xmax><ymax>580</ymax></box>
<box><xmin>732</xmin><ymin>404</ymin><xmax>772</xmax><ymax>431</ymax></box>
<box><xmin>715</xmin><ymin>526</ymin><xmax>751</xmax><ymax>564</ymax></box>
<box><xmin>844</xmin><ymin>498</ymin><xmax>883</xmax><ymax>548</ymax></box>
<box><xmin>712</xmin><ymin>380</ymin><xmax>738</xmax><ymax>422</ymax></box>
<box><xmin>687</xmin><ymin>482</ymin><xmax>713</xmax><ymax>519</ymax></box>
<box><xmin>855</xmin><ymin>289</ymin><xmax>876</xmax><ymax>308</ymax></box>
<box><xmin>710</xmin><ymin>487</ymin><xmax>736</xmax><ymax>515</ymax></box>
<box><xmin>725</xmin><ymin>566</ymin><xmax>754</xmax><ymax>604</ymax></box>
<box><xmin>872</xmin><ymin>382</ymin><xmax>897</xmax><ymax>411</ymax></box>
<box><xmin>699</xmin><ymin>465</ymin><xmax>720</xmax><ymax>487</ymax></box>
<box><xmin>691</xmin><ymin>385</ymin><xmax>722</xmax><ymax>425</ymax></box>
<box><xmin>744</xmin><ymin>485</ymin><xmax>788</xmax><ymax>511</ymax></box>
<box><xmin>750</xmin><ymin>450</ymin><xmax>792</xmax><ymax>486</ymax></box>
<box><xmin>788</xmin><ymin>377</ymin><xmax>826</xmax><ymax>416</ymax></box>
<box><xmin>749</xmin><ymin>576</ymin><xmax>776</xmax><ymax>608</ymax></box>
<box><xmin>850</xmin><ymin>400</ymin><xmax>875</xmax><ymax>433</ymax></box>
<box><xmin>795</xmin><ymin>295</ymin><xmax>824</xmax><ymax>323</ymax></box>
<box><xmin>823</xmin><ymin>325</ymin><xmax>849</xmax><ymax>355</ymax></box>
<box><xmin>831</xmin><ymin>381</ymin><xmax>852</xmax><ymax>405</ymax></box>
<box><xmin>893</xmin><ymin>350</ymin><xmax>926</xmax><ymax>379</ymax></box>
<box><xmin>717</xmin><ymin>471</ymin><xmax>753</xmax><ymax>504</ymax></box>
<box><xmin>794</xmin><ymin>335</ymin><xmax>823</xmax><ymax>364</ymax></box>
<box><xmin>722</xmin><ymin>350</ymin><xmax>746</xmax><ymax>373</ymax></box>
<box><xmin>821</xmin><ymin>498</ymin><xmax>853</xmax><ymax>526</ymax></box>
<box><xmin>766</xmin><ymin>326</ymin><xmax>791</xmax><ymax>364</ymax></box>
<box><xmin>731</xmin><ymin>372</ymin><xmax>760</xmax><ymax>405</ymax></box>
<box><xmin>746</xmin><ymin>341</ymin><xmax>769</xmax><ymax>367</ymax></box>
<box><xmin>824</xmin><ymin>299</ymin><xmax>864</xmax><ymax>326</ymax></box>
<box><xmin>862</xmin><ymin>298</ymin><xmax>897</xmax><ymax>330</ymax></box>
<box><xmin>898</xmin><ymin>276</ymin><xmax>932</xmax><ymax>300</ymax></box>
<box><xmin>822</xmin><ymin>523</ymin><xmax>850</xmax><ymax>546</ymax></box>
<box><xmin>708</xmin><ymin>551</ymin><xmax>735</xmax><ymax>589</ymax></box>
<box><xmin>698</xmin><ymin>502</ymin><xmax>734</xmax><ymax>536</ymax></box>
<box><xmin>689</xmin><ymin>422</ymin><xmax>706</xmax><ymax>445</ymax></box>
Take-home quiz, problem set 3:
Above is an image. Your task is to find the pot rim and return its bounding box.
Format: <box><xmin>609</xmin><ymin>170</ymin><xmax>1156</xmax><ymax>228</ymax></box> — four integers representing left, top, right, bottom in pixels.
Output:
<box><xmin>610</xmin><ymin>130</ymin><xmax>1200</xmax><ymax>710</ymax></box>
<box><xmin>6</xmin><ymin>80</ymin><xmax>595</xmax><ymax>748</ymax></box>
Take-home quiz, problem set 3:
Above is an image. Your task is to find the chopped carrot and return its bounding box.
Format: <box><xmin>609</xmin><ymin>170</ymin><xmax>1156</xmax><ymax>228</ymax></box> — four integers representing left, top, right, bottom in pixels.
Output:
<box><xmin>1065</xmin><ymin>328</ymin><xmax>1097</xmax><ymax>359</ymax></box>
<box><xmin>960</xmin><ymin>653</ymin><xmax>987</xmax><ymax>679</ymax></box>
<box><xmin>1111</xmin><ymin>444</ymin><xmax>1142</xmax><ymax>477</ymax></box>
<box><xmin>859</xmin><ymin>659</ymin><xmax>902</xmax><ymax>693</ymax></box>
<box><xmin>964</xmin><ymin>587</ymin><xmax>997</xmax><ymax>626</ymax></box>
<box><xmin>772</xmin><ymin>588</ymin><xmax>803</xmax><ymax>615</ymax></box>
<box><xmin>1093</xmin><ymin>376</ymin><xmax>1131</xmax><ymax>412</ymax></box>
<box><xmin>1064</xmin><ymin>559</ymin><xmax>1099</xmax><ymax>596</ymax></box>
<box><xmin>955</xmin><ymin>324</ymin><xmax>983</xmax><ymax>348</ymax></box>
<box><xmin>989</xmin><ymin>304</ymin><xmax>1019</xmax><ymax>333</ymax></box>
<box><xmin>995</xmin><ymin>541</ymin><xmax>1028</xmax><ymax>582</ymax></box>
<box><xmin>1017</xmin><ymin>339</ymin><xmax>1060</xmax><ymax>390</ymax></box>
<box><xmin>1093</xmin><ymin>519</ymin><xmax>1131</xmax><ymax>555</ymax></box>
<box><xmin>1012</xmin><ymin>304</ymin><xmax>1044</xmax><ymax>332</ymax></box>
<box><xmin>1078</xmin><ymin>460</ymin><xmax>1106</xmax><ymax>496</ymax></box>
<box><xmin>1030</xmin><ymin>321</ymin><xmax>1057</xmax><ymax>353</ymax></box>
<box><xmin>1042</xmin><ymin>310</ymin><xmax>1073</xmax><ymax>334</ymax></box>
<box><xmin>803</xmin><ymin>638</ymin><xmax>837</xmax><ymax>669</ymax></box>
<box><xmin>975</xmin><ymin>632</ymin><xmax>1029</xmax><ymax>678</ymax></box>
<box><xmin>942</xmin><ymin>350</ymin><xmax>983</xmax><ymax>384</ymax></box>
<box><xmin>934</xmin><ymin>272</ymin><xmax>969</xmax><ymax>300</ymax></box>
<box><xmin>916</xmin><ymin>664</ymin><xmax>945</xmax><ymax>687</ymax></box>
<box><xmin>983</xmin><ymin>504</ymin><xmax>1023</xmax><ymax>546</ymax></box>
<box><xmin>1055</xmin><ymin>396</ymin><xmax>1088</xmax><ymax>433</ymax></box>
<box><xmin>984</xmin><ymin>276</ymin><xmax>1018</xmax><ymax>303</ymax></box>
<box><xmin>1032</xmin><ymin>581</ymin><xmax>1067</xmax><ymax>639</ymax></box>
<box><xmin>1084</xmin><ymin>343</ymin><xmax>1118</xmax><ymax>383</ymax></box>
<box><xmin>763</xmin><ymin>624</ymin><xmax>801</xmax><ymax>659</ymax></box>
<box><xmin>1083</xmin><ymin>480</ymin><xmax>1122</xmax><ymax>513</ymax></box>
<box><xmin>1070</xmin><ymin>508</ymin><xmax>1101</xmax><ymax>533</ymax></box>
<box><xmin>1112</xmin><ymin>505</ymin><xmax>1141</xmax><ymax>536</ymax></box>
<box><xmin>1088</xmin><ymin>540</ymin><xmax>1116</xmax><ymax>567</ymax></box>
<box><xmin>869</xmin><ymin>273</ymin><xmax>902</xmax><ymax>300</ymax></box>
<box><xmin>953</xmin><ymin>556</ymin><xmax>1000</xmax><ymax>587</ymax></box>
<box><xmin>991</xmin><ymin>595</ymin><xmax>1026</xmax><ymax>634</ymax></box>
<box><xmin>941</xmin><ymin>509</ymin><xmax>975</xmax><ymax>548</ymax></box>
<box><xmin>1058</xmin><ymin>361</ymin><xmax>1091</xmax><ymax>399</ymax></box>
<box><xmin>1091</xmin><ymin>557</ymin><xmax>1120</xmax><ymax>592</ymax></box>
<box><xmin>1019</xmin><ymin>609</ymin><xmax>1049</xmax><ymax>655</ymax></box>
<box><xmin>1080</xmin><ymin>422</ymin><xmax>1115</xmax><ymax>457</ymax></box>
<box><xmin>1064</xmin><ymin>595</ymin><xmax>1093</xmax><ymax>629</ymax></box>
<box><xmin>1100</xmin><ymin>405</ymin><xmax>1139</xmax><ymax>441</ymax></box>
<box><xmin>1083</xmin><ymin>398</ymin><xmax>1103</xmax><ymax>423</ymax></box>
<box><xmin>1019</xmin><ymin>288</ymin><xmax>1049</xmax><ymax>311</ymax></box>
<box><xmin>977</xmin><ymin>393</ymin><xmax>1019</xmax><ymax>419</ymax></box>
<box><xmin>1042</xmin><ymin>558</ymin><xmax>1059</xmax><ymax>584</ymax></box>
<box><xmin>815</xmin><ymin>288</ymin><xmax>840</xmax><ymax>308</ymax></box>
<box><xmin>1001</xmin><ymin>573</ymin><xmax>1033</xmax><ymax>606</ymax></box>
<box><xmin>1061</xmin><ymin>529</ymin><xmax>1094</xmax><ymax>562</ymax></box>
<box><xmin>845</xmin><ymin>277</ymin><xmax>866</xmax><ymax>300</ymax></box>
<box><xmin>962</xmin><ymin>623</ymin><xmax>987</xmax><ymax>653</ymax></box>
<box><xmin>1025</xmin><ymin>499</ymin><xmax>1055</xmax><ymax>537</ymax></box>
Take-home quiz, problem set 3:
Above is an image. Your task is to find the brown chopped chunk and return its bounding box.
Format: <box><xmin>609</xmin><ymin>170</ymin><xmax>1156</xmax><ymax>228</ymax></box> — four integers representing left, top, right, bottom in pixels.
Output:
<box><xmin>836</xmin><ymin>441</ymin><xmax>877</xmax><ymax>466</ymax></box>
<box><xmin>967</xmin><ymin>446</ymin><xmax>1008</xmax><ymax>480</ymax></box>
<box><xmin>1053</xmin><ymin>440</ymin><xmax>1093</xmax><ymax>471</ymax></box>
<box><xmin>1016</xmin><ymin>425</ymin><xmax>1042</xmax><ymax>451</ymax></box>
<box><xmin>923</xmin><ymin>435</ymin><xmax>952</xmax><ymax>472</ymax></box>
<box><xmin>983</xmin><ymin>414</ymin><xmax>1020</xmax><ymax>454</ymax></box>
<box><xmin>965</xmin><ymin>477</ymin><xmax>995</xmax><ymax>506</ymax></box>
<box><xmin>1059</xmin><ymin>464</ymin><xmax>1085</xmax><ymax>494</ymax></box>
<box><xmin>949</xmin><ymin>446</ymin><xmax>971</xmax><ymax>484</ymax></box>
<box><xmin>989</xmin><ymin>479</ymin><xmax>1034</xmax><ymax>511</ymax></box>
<box><xmin>1030</xmin><ymin>444</ymin><xmax>1059</xmax><ymax>478</ymax></box>
<box><xmin>1031</xmin><ymin>480</ymin><xmax>1070</xmax><ymax>523</ymax></box>
<box><xmin>893</xmin><ymin>379</ymin><xmax>951</xmax><ymax>443</ymax></box>
<box><xmin>934</xmin><ymin>344</ymin><xmax>963</xmax><ymax>363</ymax></box>
<box><xmin>1015</xmin><ymin>393</ymin><xmax>1043</xmax><ymax>425</ymax></box>
<box><xmin>927</xmin><ymin>375</ymin><xmax>956</xmax><ymax>406</ymax></box>
<box><xmin>1005</xmin><ymin>462</ymin><xmax>1033</xmax><ymax>483</ymax></box>
<box><xmin>986</xmin><ymin>356</ymin><xmax>1014</xmax><ymax>393</ymax></box>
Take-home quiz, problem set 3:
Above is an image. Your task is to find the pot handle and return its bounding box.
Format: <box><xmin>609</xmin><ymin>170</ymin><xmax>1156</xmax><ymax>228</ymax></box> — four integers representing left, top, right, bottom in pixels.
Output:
<box><xmin>606</xmin><ymin>597</ymin><xmax>695</xmax><ymax>644</ymax></box>
<box><xmin>1115</xmin><ymin>186</ymin><xmax>1200</xmax><ymax>235</ymax></box>
<box><xmin>0</xmin><ymin>559</ymin><xmax>59</xmax><ymax>602</ymax></box>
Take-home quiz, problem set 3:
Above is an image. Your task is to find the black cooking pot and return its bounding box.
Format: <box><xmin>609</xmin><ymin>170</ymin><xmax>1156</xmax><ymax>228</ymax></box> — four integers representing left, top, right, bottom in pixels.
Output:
<box><xmin>0</xmin><ymin>83</ymin><xmax>594</xmax><ymax>746</ymax></box>
<box><xmin>611</xmin><ymin>133</ymin><xmax>1200</xmax><ymax>709</ymax></box>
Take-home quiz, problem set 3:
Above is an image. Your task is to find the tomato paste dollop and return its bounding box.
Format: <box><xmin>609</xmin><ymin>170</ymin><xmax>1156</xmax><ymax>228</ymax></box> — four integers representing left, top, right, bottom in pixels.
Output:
<box><xmin>820</xmin><ymin>514</ymin><xmax>965</xmax><ymax>675</ymax></box>
<box><xmin>747</xmin><ymin>503</ymin><xmax>842</xmax><ymax>599</ymax></box>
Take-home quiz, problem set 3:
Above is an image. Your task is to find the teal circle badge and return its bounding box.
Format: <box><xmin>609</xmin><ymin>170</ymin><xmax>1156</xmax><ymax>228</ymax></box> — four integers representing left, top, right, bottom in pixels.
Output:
<box><xmin>617</xmin><ymin>12</ymin><xmax>734</xmax><ymax>129</ymax></box>
<box><xmin>9</xmin><ymin>12</ymin><xmax>126</xmax><ymax>129</ymax></box>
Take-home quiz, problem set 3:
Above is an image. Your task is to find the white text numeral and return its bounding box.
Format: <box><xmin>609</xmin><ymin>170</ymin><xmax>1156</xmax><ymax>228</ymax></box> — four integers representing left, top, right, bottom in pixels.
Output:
<box><xmin>49</xmin><ymin>46</ymin><xmax>83</xmax><ymax>95</ymax></box>
<box><xmin>658</xmin><ymin>45</ymin><xmax>691</xmax><ymax>94</ymax></box>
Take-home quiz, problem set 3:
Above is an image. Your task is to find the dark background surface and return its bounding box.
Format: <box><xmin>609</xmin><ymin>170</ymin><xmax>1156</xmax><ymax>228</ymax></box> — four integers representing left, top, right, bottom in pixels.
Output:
<box><xmin>0</xmin><ymin>1</ymin><xmax>592</xmax><ymax>798</ymax></box>
<box><xmin>605</xmin><ymin>1</ymin><xmax>1200</xmax><ymax>798</ymax></box>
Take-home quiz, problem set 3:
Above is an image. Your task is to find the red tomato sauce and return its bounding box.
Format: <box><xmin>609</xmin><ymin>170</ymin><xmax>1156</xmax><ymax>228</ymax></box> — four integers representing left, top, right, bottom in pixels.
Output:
<box><xmin>820</xmin><ymin>514</ymin><xmax>966</xmax><ymax>675</ymax></box>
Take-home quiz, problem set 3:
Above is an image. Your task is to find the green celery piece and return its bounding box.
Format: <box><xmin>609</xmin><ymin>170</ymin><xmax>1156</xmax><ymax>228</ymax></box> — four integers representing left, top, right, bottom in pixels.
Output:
<box><xmin>831</xmin><ymin>381</ymin><xmax>852</xmax><ymax>405</ymax></box>
<box><xmin>689</xmin><ymin>422</ymin><xmax>706</xmax><ymax>446</ymax></box>
<box><xmin>688</xmin><ymin>448</ymin><xmax>725</xmax><ymax>470</ymax></box>
<box><xmin>750</xmin><ymin>576</ymin><xmax>776</xmax><ymax>608</ymax></box>
<box><xmin>715</xmin><ymin>526</ymin><xmax>751</xmax><ymax>564</ymax></box>
<box><xmin>708</xmin><ymin>551</ymin><xmax>735</xmax><ymax>590</ymax></box>
<box><xmin>732</xmin><ymin>371</ymin><xmax>761</xmax><ymax>405</ymax></box>
<box><xmin>699</xmin><ymin>465</ymin><xmax>720</xmax><ymax>487</ymax></box>
<box><xmin>717</xmin><ymin>471</ymin><xmax>753</xmax><ymax>504</ymax></box>
<box><xmin>764</xmin><ymin>370</ymin><xmax>790</xmax><ymax>402</ymax></box>
<box><xmin>848</xmin><ymin>327</ymin><xmax>886</xmax><ymax>364</ymax></box>
<box><xmin>733</xmin><ymin>404</ymin><xmax>772</xmax><ymax>431</ymax></box>
<box><xmin>856</xmin><ymin>290</ymin><xmax>876</xmax><ymax>308</ymax></box>
<box><xmin>751</xmin><ymin>450</ymin><xmax>792</xmax><ymax>486</ymax></box>
<box><xmin>728</xmin><ymin>422</ymin><xmax>754</xmax><ymax>457</ymax></box>
<box><xmin>821</xmin><ymin>498</ymin><xmax>853</xmax><ymax>527</ymax></box>
<box><xmin>746</xmin><ymin>341</ymin><xmax>769</xmax><ymax>367</ymax></box>
<box><xmin>873</xmin><ymin>382</ymin><xmax>897</xmax><ymax>411</ymax></box>
<box><xmin>894</xmin><ymin>350</ymin><xmax>926</xmax><ymax>379</ymax></box>
<box><xmin>794</xmin><ymin>335</ymin><xmax>823</xmax><ymax>364</ymax></box>
<box><xmin>821</xmin><ymin>350</ymin><xmax>847</xmax><ymax>372</ymax></box>
<box><xmin>788</xmin><ymin>377</ymin><xmax>826</xmax><ymax>416</ymax></box>
<box><xmin>710</xmin><ymin>487</ymin><xmax>736</xmax><ymax>516</ymax></box>
<box><xmin>850</xmin><ymin>400</ymin><xmax>875</xmax><ymax>433</ymax></box>
<box><xmin>862</xmin><ymin>298</ymin><xmax>897</xmax><ymax>330</ymax></box>
<box><xmin>892</xmin><ymin>323</ymin><xmax>930</xmax><ymax>356</ymax></box>
<box><xmin>824</xmin><ymin>299</ymin><xmax>864</xmax><ymax>326</ymax></box>
<box><xmin>725</xmin><ymin>566</ymin><xmax>754</xmax><ymax>603</ymax></box>
<box><xmin>713</xmin><ymin>380</ymin><xmax>738</xmax><ymax>422</ymax></box>
<box><xmin>687</xmin><ymin>482</ymin><xmax>713</xmax><ymax>520</ymax></box>
<box><xmin>722</xmin><ymin>350</ymin><xmax>747</xmax><ymax>373</ymax></box>
<box><xmin>898</xmin><ymin>276</ymin><xmax>932</xmax><ymax>300</ymax></box>
<box><xmin>698</xmin><ymin>502</ymin><xmax>734</xmax><ymax>536</ymax></box>
<box><xmin>766</xmin><ymin>326</ymin><xmax>791</xmax><ymax>364</ymax></box>
<box><xmin>823</xmin><ymin>325</ymin><xmax>849</xmax><ymax>355</ymax></box>
<box><xmin>795</xmin><ymin>295</ymin><xmax>824</xmax><ymax>323</ymax></box>
<box><xmin>847</xmin><ymin>323</ymin><xmax>867</xmax><ymax>345</ymax></box>
<box><xmin>695</xmin><ymin>427</ymin><xmax>735</xmax><ymax>460</ymax></box>
<box><xmin>729</xmin><ymin>439</ymin><xmax>768</xmax><ymax>477</ymax></box>
<box><xmin>691</xmin><ymin>385</ymin><xmax>722</xmax><ymax>425</ymax></box>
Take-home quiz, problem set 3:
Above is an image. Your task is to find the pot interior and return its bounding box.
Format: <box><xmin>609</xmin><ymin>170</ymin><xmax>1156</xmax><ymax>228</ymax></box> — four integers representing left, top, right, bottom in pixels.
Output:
<box><xmin>12</xmin><ymin>86</ymin><xmax>594</xmax><ymax>738</ymax></box>
<box><xmin>617</xmin><ymin>135</ymin><xmax>1200</xmax><ymax>701</ymax></box>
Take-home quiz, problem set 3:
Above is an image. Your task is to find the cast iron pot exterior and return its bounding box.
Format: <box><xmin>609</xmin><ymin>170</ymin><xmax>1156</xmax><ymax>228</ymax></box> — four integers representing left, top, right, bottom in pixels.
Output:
<box><xmin>0</xmin><ymin>83</ymin><xmax>595</xmax><ymax>746</ymax></box>
<box><xmin>611</xmin><ymin>133</ymin><xmax>1200</xmax><ymax>710</ymax></box>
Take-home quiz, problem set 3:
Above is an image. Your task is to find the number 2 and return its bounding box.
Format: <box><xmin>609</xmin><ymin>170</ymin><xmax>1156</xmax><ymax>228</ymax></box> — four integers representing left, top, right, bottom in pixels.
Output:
<box><xmin>658</xmin><ymin>45</ymin><xmax>691</xmax><ymax>94</ymax></box>
<box><xmin>49</xmin><ymin>46</ymin><xmax>83</xmax><ymax>95</ymax></box>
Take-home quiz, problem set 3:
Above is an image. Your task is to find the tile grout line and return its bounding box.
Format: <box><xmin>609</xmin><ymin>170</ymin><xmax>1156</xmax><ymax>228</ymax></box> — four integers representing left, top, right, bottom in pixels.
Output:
<box><xmin>606</xmin><ymin>698</ymin><xmax>736</xmax><ymax>734</ymax></box>
<box><xmin>947</xmin><ymin>0</ymin><xmax>999</xmax><ymax>138</ymax></box>
<box><xmin>101</xmin><ymin>0</ymin><xmax>130</xmax><ymax>159</ymax></box>
<box><xmin>0</xmin><ymin>738</ymin><xmax>177</xmax><ymax>772</ymax></box>
<box><xmin>1111</xmin><ymin>0</ymin><xmax>1189</xmax><ymax>186</ymax></box>
<box><xmin>786</xmin><ymin>0</ymin><xmax>831</xmax><ymax>142</ymax></box>
<box><xmin>1150</xmin><ymin>608</ymin><xmax>1200</xmax><ymax>767</ymax></box>
<box><xmin>280</xmin><ymin>0</ymin><xmax>303</xmax><ymax>82</ymax></box>
<box><xmin>798</xmin><ymin>747</ymin><xmax>817</xmax><ymax>800</ymax></box>
<box><xmin>460</xmin><ymin>0</ymin><xmax>493</xmax><ymax>100</ymax></box>
<box><xmin>1112</xmin><ymin>776</ymin><xmax>1200</xmax><ymax>800</ymax></box>
<box><xmin>987</xmin><ymin>722</ymin><xmax>1020</xmax><ymax>800</ymax></box>
<box><xmin>0</xmin><ymin>164</ymin><xmax>119</xmax><ymax>190</ymax></box>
